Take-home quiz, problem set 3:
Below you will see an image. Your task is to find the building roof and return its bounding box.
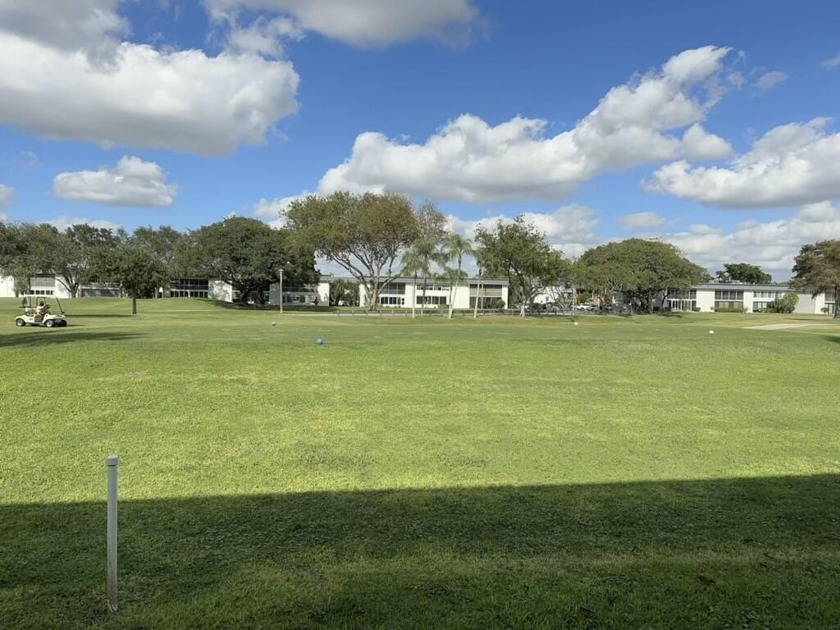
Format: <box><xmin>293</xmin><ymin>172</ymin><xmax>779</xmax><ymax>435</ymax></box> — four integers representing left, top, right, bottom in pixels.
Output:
<box><xmin>692</xmin><ymin>283</ymin><xmax>798</xmax><ymax>292</ymax></box>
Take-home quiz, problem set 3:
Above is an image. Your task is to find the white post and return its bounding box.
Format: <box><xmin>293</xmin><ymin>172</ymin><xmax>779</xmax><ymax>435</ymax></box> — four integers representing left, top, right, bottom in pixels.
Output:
<box><xmin>279</xmin><ymin>270</ymin><xmax>283</xmax><ymax>314</ymax></box>
<box><xmin>107</xmin><ymin>455</ymin><xmax>119</xmax><ymax>612</ymax></box>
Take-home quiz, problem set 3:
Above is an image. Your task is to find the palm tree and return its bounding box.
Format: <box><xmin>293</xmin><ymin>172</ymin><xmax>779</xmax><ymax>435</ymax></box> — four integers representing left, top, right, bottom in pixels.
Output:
<box><xmin>442</xmin><ymin>233</ymin><xmax>474</xmax><ymax>319</ymax></box>
<box><xmin>401</xmin><ymin>238</ymin><xmax>444</xmax><ymax>318</ymax></box>
<box><xmin>400</xmin><ymin>248</ymin><xmax>424</xmax><ymax>319</ymax></box>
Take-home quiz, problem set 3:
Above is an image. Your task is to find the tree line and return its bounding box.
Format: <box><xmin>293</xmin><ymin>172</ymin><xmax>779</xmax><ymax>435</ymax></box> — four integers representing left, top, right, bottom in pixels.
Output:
<box><xmin>0</xmin><ymin>218</ymin><xmax>319</xmax><ymax>313</ymax></box>
<box><xmin>2</xmin><ymin>192</ymin><xmax>838</xmax><ymax>317</ymax></box>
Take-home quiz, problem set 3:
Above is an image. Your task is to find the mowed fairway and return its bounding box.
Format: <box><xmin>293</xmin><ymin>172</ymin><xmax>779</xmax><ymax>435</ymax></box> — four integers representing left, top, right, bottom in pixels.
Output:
<box><xmin>1</xmin><ymin>298</ymin><xmax>838</xmax><ymax>629</ymax></box>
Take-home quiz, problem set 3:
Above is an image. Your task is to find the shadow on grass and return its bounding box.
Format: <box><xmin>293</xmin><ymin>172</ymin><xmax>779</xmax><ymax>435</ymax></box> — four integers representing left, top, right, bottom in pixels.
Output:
<box><xmin>1</xmin><ymin>475</ymin><xmax>838</xmax><ymax>629</ymax></box>
<box><xmin>0</xmin><ymin>331</ymin><xmax>141</xmax><ymax>348</ymax></box>
<box><xmin>66</xmin><ymin>313</ymin><xmax>133</xmax><ymax>319</ymax></box>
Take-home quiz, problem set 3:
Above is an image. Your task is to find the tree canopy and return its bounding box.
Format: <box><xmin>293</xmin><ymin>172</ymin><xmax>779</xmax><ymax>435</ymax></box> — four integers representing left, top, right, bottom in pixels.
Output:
<box><xmin>577</xmin><ymin>238</ymin><xmax>709</xmax><ymax>312</ymax></box>
<box><xmin>55</xmin><ymin>224</ymin><xmax>125</xmax><ymax>297</ymax></box>
<box><xmin>285</xmin><ymin>192</ymin><xmax>427</xmax><ymax>309</ymax></box>
<box><xmin>0</xmin><ymin>223</ymin><xmax>63</xmax><ymax>294</ymax></box>
<box><xmin>715</xmin><ymin>263</ymin><xmax>772</xmax><ymax>284</ymax></box>
<box><xmin>108</xmin><ymin>245</ymin><xmax>169</xmax><ymax>314</ymax></box>
<box><xmin>475</xmin><ymin>217</ymin><xmax>570</xmax><ymax>317</ymax></box>
<box><xmin>790</xmin><ymin>240</ymin><xmax>840</xmax><ymax>318</ymax></box>
<box><xmin>192</xmin><ymin>216</ymin><xmax>317</xmax><ymax>304</ymax></box>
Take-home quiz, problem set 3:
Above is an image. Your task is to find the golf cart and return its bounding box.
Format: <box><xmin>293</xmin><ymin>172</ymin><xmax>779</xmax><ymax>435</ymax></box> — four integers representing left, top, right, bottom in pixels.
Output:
<box><xmin>15</xmin><ymin>296</ymin><xmax>69</xmax><ymax>328</ymax></box>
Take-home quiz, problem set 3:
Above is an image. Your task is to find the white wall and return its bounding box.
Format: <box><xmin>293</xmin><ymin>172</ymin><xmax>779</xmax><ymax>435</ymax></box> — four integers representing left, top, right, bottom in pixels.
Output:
<box><xmin>317</xmin><ymin>281</ymin><xmax>330</xmax><ymax>305</ymax></box>
<box><xmin>0</xmin><ymin>275</ymin><xmax>15</xmax><ymax>298</ymax></box>
<box><xmin>209</xmin><ymin>280</ymin><xmax>233</xmax><ymax>302</ymax></box>
<box><xmin>696</xmin><ymin>289</ymin><xmax>715</xmax><ymax>312</ymax></box>
<box><xmin>795</xmin><ymin>292</ymin><xmax>824</xmax><ymax>314</ymax></box>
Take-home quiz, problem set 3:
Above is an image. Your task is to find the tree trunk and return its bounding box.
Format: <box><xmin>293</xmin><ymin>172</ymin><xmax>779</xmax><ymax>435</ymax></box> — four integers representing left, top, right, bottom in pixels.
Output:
<box><xmin>473</xmin><ymin>274</ymin><xmax>481</xmax><ymax>319</ymax></box>
<box><xmin>367</xmin><ymin>281</ymin><xmax>378</xmax><ymax>311</ymax></box>
<box><xmin>411</xmin><ymin>274</ymin><xmax>417</xmax><ymax>319</ymax></box>
<box><xmin>132</xmin><ymin>296</ymin><xmax>137</xmax><ymax>315</ymax></box>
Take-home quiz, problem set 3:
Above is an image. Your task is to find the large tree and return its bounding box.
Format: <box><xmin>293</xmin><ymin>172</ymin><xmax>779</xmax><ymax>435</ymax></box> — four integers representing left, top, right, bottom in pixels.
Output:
<box><xmin>192</xmin><ymin>217</ymin><xmax>317</xmax><ymax>305</ymax></box>
<box><xmin>790</xmin><ymin>240</ymin><xmax>840</xmax><ymax>318</ymax></box>
<box><xmin>129</xmin><ymin>226</ymin><xmax>183</xmax><ymax>292</ymax></box>
<box><xmin>0</xmin><ymin>223</ymin><xmax>61</xmax><ymax>294</ymax></box>
<box><xmin>715</xmin><ymin>263</ymin><xmax>772</xmax><ymax>284</ymax></box>
<box><xmin>285</xmin><ymin>192</ymin><xmax>423</xmax><ymax>310</ymax></box>
<box><xmin>577</xmin><ymin>238</ymin><xmax>709</xmax><ymax>312</ymax></box>
<box><xmin>109</xmin><ymin>245</ymin><xmax>169</xmax><ymax>314</ymax></box>
<box><xmin>328</xmin><ymin>278</ymin><xmax>359</xmax><ymax>307</ymax></box>
<box><xmin>475</xmin><ymin>217</ymin><xmax>570</xmax><ymax>317</ymax></box>
<box><xmin>53</xmin><ymin>224</ymin><xmax>124</xmax><ymax>297</ymax></box>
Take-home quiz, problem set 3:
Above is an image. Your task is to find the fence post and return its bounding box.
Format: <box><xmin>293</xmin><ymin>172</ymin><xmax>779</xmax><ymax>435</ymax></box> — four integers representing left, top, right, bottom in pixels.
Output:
<box><xmin>107</xmin><ymin>455</ymin><xmax>119</xmax><ymax>612</ymax></box>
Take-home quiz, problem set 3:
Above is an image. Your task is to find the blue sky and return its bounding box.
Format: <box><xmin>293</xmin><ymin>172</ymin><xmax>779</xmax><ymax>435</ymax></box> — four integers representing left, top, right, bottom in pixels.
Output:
<box><xmin>2</xmin><ymin>0</ymin><xmax>839</xmax><ymax>279</ymax></box>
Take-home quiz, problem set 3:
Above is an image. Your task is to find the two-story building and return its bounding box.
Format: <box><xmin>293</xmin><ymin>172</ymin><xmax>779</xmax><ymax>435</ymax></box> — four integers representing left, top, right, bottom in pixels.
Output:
<box><xmin>667</xmin><ymin>283</ymin><xmax>835</xmax><ymax>314</ymax></box>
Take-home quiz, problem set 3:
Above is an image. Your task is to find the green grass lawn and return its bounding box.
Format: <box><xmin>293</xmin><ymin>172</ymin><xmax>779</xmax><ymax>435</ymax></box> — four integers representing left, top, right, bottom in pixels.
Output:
<box><xmin>1</xmin><ymin>298</ymin><xmax>838</xmax><ymax>629</ymax></box>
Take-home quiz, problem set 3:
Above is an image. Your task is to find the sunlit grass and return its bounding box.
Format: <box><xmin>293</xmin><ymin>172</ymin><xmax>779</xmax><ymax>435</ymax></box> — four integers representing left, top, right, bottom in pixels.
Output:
<box><xmin>1</xmin><ymin>298</ymin><xmax>838</xmax><ymax>628</ymax></box>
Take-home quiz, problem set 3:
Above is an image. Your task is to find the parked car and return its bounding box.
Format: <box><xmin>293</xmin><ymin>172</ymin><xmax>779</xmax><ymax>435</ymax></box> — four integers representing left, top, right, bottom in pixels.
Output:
<box><xmin>602</xmin><ymin>303</ymin><xmax>631</xmax><ymax>314</ymax></box>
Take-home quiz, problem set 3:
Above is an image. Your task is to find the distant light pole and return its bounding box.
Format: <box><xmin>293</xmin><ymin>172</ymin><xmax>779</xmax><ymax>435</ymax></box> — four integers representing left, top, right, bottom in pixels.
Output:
<box><xmin>279</xmin><ymin>269</ymin><xmax>283</xmax><ymax>314</ymax></box>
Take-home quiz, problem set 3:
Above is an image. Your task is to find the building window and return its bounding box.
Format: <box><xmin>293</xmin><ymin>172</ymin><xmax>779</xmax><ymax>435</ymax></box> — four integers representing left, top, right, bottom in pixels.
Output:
<box><xmin>469</xmin><ymin>297</ymin><xmax>501</xmax><ymax>308</ymax></box>
<box><xmin>715</xmin><ymin>300</ymin><xmax>743</xmax><ymax>312</ymax></box>
<box><xmin>469</xmin><ymin>283</ymin><xmax>503</xmax><ymax>298</ymax></box>
<box><xmin>170</xmin><ymin>279</ymin><xmax>209</xmax><ymax>298</ymax></box>
<box><xmin>416</xmin><ymin>295</ymin><xmax>447</xmax><ymax>305</ymax></box>
<box><xmin>381</xmin><ymin>282</ymin><xmax>406</xmax><ymax>295</ymax></box>
<box><xmin>714</xmin><ymin>290</ymin><xmax>744</xmax><ymax>300</ymax></box>
<box><xmin>668</xmin><ymin>299</ymin><xmax>696</xmax><ymax>312</ymax></box>
<box><xmin>667</xmin><ymin>289</ymin><xmax>697</xmax><ymax>300</ymax></box>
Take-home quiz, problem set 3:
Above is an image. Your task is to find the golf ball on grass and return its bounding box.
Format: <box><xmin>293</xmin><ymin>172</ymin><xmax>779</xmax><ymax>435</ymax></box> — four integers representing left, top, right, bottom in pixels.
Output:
<box><xmin>709</xmin><ymin>330</ymin><xmax>714</xmax><ymax>335</ymax></box>
<box><xmin>271</xmin><ymin>321</ymin><xmax>276</xmax><ymax>326</ymax></box>
<box><xmin>574</xmin><ymin>321</ymin><xmax>579</xmax><ymax>326</ymax></box>
<box><xmin>316</xmin><ymin>337</ymin><xmax>325</xmax><ymax>345</ymax></box>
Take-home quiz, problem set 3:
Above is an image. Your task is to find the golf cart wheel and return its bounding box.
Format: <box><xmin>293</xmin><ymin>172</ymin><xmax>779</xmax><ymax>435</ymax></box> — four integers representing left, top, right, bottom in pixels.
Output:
<box><xmin>15</xmin><ymin>318</ymin><xmax>25</xmax><ymax>327</ymax></box>
<box><xmin>60</xmin><ymin>320</ymin><xmax>68</xmax><ymax>327</ymax></box>
<box><xmin>45</xmin><ymin>319</ymin><xmax>55</xmax><ymax>328</ymax></box>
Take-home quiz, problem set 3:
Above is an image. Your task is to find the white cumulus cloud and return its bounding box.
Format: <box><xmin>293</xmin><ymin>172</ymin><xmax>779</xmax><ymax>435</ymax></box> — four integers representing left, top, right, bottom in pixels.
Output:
<box><xmin>53</xmin><ymin>156</ymin><xmax>177</xmax><ymax>207</ymax></box>
<box><xmin>206</xmin><ymin>0</ymin><xmax>482</xmax><ymax>46</ymax></box>
<box><xmin>253</xmin><ymin>192</ymin><xmax>313</xmax><ymax>227</ymax></box>
<box><xmin>225</xmin><ymin>16</ymin><xmax>303</xmax><ymax>57</ymax></box>
<box><xmin>657</xmin><ymin>202</ymin><xmax>840</xmax><ymax>278</ymax></box>
<box><xmin>317</xmin><ymin>46</ymin><xmax>734</xmax><ymax>202</ymax></box>
<box><xmin>48</xmin><ymin>216</ymin><xmax>124</xmax><ymax>233</ymax></box>
<box><xmin>822</xmin><ymin>53</ymin><xmax>840</xmax><ymax>70</ymax></box>
<box><xmin>754</xmin><ymin>70</ymin><xmax>788</xmax><ymax>93</ymax></box>
<box><xmin>449</xmin><ymin>205</ymin><xmax>600</xmax><ymax>259</ymax></box>
<box><xmin>0</xmin><ymin>0</ymin><xmax>127</xmax><ymax>52</ymax></box>
<box><xmin>645</xmin><ymin>118</ymin><xmax>840</xmax><ymax>208</ymax></box>
<box><xmin>620</xmin><ymin>212</ymin><xmax>667</xmax><ymax>229</ymax></box>
<box><xmin>0</xmin><ymin>1</ymin><xmax>300</xmax><ymax>154</ymax></box>
<box><xmin>0</xmin><ymin>184</ymin><xmax>14</xmax><ymax>209</ymax></box>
